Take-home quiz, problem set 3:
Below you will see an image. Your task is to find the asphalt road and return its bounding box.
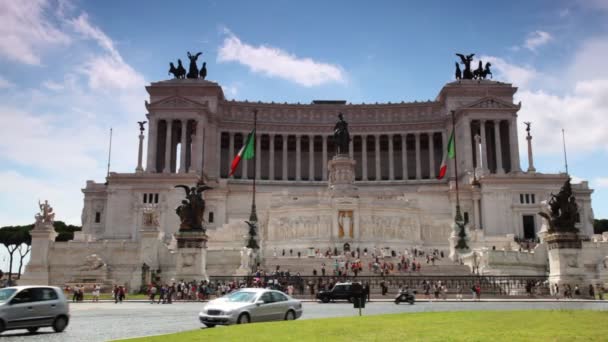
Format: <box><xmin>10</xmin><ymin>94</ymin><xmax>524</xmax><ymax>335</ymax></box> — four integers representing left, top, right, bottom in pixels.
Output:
<box><xmin>1</xmin><ymin>300</ymin><xmax>606</xmax><ymax>341</ymax></box>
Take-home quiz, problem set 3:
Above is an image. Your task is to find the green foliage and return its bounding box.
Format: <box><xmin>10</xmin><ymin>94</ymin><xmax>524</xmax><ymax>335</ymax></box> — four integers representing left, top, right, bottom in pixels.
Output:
<box><xmin>119</xmin><ymin>310</ymin><xmax>608</xmax><ymax>342</ymax></box>
<box><xmin>594</xmin><ymin>219</ymin><xmax>608</xmax><ymax>234</ymax></box>
<box><xmin>53</xmin><ymin>221</ymin><xmax>82</xmax><ymax>242</ymax></box>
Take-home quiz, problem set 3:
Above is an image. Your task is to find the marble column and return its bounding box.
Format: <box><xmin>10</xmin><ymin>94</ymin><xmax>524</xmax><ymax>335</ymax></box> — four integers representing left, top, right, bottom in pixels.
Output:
<box><xmin>295</xmin><ymin>135</ymin><xmax>301</xmax><ymax>181</ymax></box>
<box><xmin>463</xmin><ymin>117</ymin><xmax>473</xmax><ymax>173</ymax></box>
<box><xmin>480</xmin><ymin>120</ymin><xmax>489</xmax><ymax>173</ymax></box>
<box><xmin>474</xmin><ymin>134</ymin><xmax>482</xmax><ymax>174</ymax></box>
<box><xmin>473</xmin><ymin>196</ymin><xmax>481</xmax><ymax>230</ymax></box>
<box><xmin>362</xmin><ymin>135</ymin><xmax>368</xmax><ymax>181</ymax></box>
<box><xmin>269</xmin><ymin>134</ymin><xmax>275</xmax><ymax>180</ymax></box>
<box><xmin>527</xmin><ymin>129</ymin><xmax>536</xmax><ymax>173</ymax></box>
<box><xmin>402</xmin><ymin>134</ymin><xmax>408</xmax><ymax>180</ymax></box>
<box><xmin>429</xmin><ymin>132</ymin><xmax>435</xmax><ymax>179</ymax></box>
<box><xmin>494</xmin><ymin>120</ymin><xmax>504</xmax><ymax>174</ymax></box>
<box><xmin>163</xmin><ymin>120</ymin><xmax>173</xmax><ymax>173</ymax></box>
<box><xmin>388</xmin><ymin>135</ymin><xmax>394</xmax><ymax>180</ymax></box>
<box><xmin>322</xmin><ymin>135</ymin><xmax>328</xmax><ymax>181</ymax></box>
<box><xmin>145</xmin><ymin>117</ymin><xmax>157</xmax><ymax>173</ymax></box>
<box><xmin>309</xmin><ymin>135</ymin><xmax>315</xmax><ymax>181</ymax></box>
<box><xmin>415</xmin><ymin>133</ymin><xmax>421</xmax><ymax>180</ymax></box>
<box><xmin>136</xmin><ymin>131</ymin><xmax>144</xmax><ymax>173</ymax></box>
<box><xmin>374</xmin><ymin>134</ymin><xmax>380</xmax><ymax>180</ymax></box>
<box><xmin>349</xmin><ymin>136</ymin><xmax>354</xmax><ymax>159</ymax></box>
<box><xmin>179</xmin><ymin>120</ymin><xmax>188</xmax><ymax>173</ymax></box>
<box><xmin>228</xmin><ymin>132</ymin><xmax>235</xmax><ymax>178</ymax></box>
<box><xmin>195</xmin><ymin>118</ymin><xmax>205</xmax><ymax>172</ymax></box>
<box><xmin>282</xmin><ymin>134</ymin><xmax>288</xmax><ymax>180</ymax></box>
<box><xmin>255</xmin><ymin>133</ymin><xmax>261</xmax><ymax>179</ymax></box>
<box><xmin>241</xmin><ymin>132</ymin><xmax>248</xmax><ymax>179</ymax></box>
<box><xmin>509</xmin><ymin>118</ymin><xmax>522</xmax><ymax>172</ymax></box>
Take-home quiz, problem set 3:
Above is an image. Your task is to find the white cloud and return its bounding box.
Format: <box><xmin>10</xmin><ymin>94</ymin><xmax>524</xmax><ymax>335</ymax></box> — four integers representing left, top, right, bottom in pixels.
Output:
<box><xmin>0</xmin><ymin>0</ymin><xmax>71</xmax><ymax>65</ymax></box>
<box><xmin>480</xmin><ymin>55</ymin><xmax>539</xmax><ymax>88</ymax></box>
<box><xmin>594</xmin><ymin>177</ymin><xmax>608</xmax><ymax>188</ymax></box>
<box><xmin>0</xmin><ymin>76</ymin><xmax>14</xmax><ymax>89</ymax></box>
<box><xmin>524</xmin><ymin>31</ymin><xmax>553</xmax><ymax>51</ymax></box>
<box><xmin>0</xmin><ymin>1</ymin><xmax>146</xmax><ymax>226</ymax></box>
<box><xmin>486</xmin><ymin>38</ymin><xmax>608</xmax><ymax>157</ymax></box>
<box><xmin>217</xmin><ymin>31</ymin><xmax>346</xmax><ymax>87</ymax></box>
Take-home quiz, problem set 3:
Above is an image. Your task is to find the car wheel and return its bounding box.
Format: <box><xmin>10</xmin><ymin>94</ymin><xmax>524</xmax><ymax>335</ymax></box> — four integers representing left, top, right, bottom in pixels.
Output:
<box><xmin>237</xmin><ymin>313</ymin><xmax>250</xmax><ymax>324</ymax></box>
<box><xmin>52</xmin><ymin>316</ymin><xmax>68</xmax><ymax>333</ymax></box>
<box><xmin>409</xmin><ymin>299</ymin><xmax>415</xmax><ymax>305</ymax></box>
<box><xmin>395</xmin><ymin>299</ymin><xmax>400</xmax><ymax>304</ymax></box>
<box><xmin>321</xmin><ymin>296</ymin><xmax>330</xmax><ymax>303</ymax></box>
<box><xmin>205</xmin><ymin>324</ymin><xmax>216</xmax><ymax>328</ymax></box>
<box><xmin>347</xmin><ymin>296</ymin><xmax>354</xmax><ymax>303</ymax></box>
<box><xmin>27</xmin><ymin>327</ymin><xmax>39</xmax><ymax>334</ymax></box>
<box><xmin>285</xmin><ymin>310</ymin><xmax>296</xmax><ymax>321</ymax></box>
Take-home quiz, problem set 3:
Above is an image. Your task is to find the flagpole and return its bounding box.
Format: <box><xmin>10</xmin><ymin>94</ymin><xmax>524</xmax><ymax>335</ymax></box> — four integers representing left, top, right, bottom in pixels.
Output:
<box><xmin>451</xmin><ymin>111</ymin><xmax>460</xmax><ymax>208</ymax></box>
<box><xmin>451</xmin><ymin>110</ymin><xmax>468</xmax><ymax>251</ymax></box>
<box><xmin>250</xmin><ymin>109</ymin><xmax>258</xmax><ymax>222</ymax></box>
<box><xmin>106</xmin><ymin>127</ymin><xmax>113</xmax><ymax>178</ymax></box>
<box><xmin>562</xmin><ymin>128</ymin><xmax>568</xmax><ymax>175</ymax></box>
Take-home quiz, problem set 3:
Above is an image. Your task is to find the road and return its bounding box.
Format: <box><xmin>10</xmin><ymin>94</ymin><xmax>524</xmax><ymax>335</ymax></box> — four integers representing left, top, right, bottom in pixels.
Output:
<box><xmin>1</xmin><ymin>300</ymin><xmax>606</xmax><ymax>341</ymax></box>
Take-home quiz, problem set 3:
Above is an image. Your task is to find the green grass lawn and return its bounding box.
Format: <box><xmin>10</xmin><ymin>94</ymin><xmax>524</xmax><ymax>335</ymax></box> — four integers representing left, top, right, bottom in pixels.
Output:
<box><xmin>118</xmin><ymin>310</ymin><xmax>608</xmax><ymax>342</ymax></box>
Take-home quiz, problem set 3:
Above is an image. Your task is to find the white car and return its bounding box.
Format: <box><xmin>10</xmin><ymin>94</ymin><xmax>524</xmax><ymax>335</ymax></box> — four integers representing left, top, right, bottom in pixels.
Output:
<box><xmin>0</xmin><ymin>286</ymin><xmax>70</xmax><ymax>334</ymax></box>
<box><xmin>199</xmin><ymin>288</ymin><xmax>303</xmax><ymax>327</ymax></box>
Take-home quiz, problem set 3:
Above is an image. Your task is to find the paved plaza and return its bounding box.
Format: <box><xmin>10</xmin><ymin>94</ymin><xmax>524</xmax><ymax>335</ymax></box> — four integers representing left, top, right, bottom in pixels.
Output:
<box><xmin>0</xmin><ymin>300</ymin><xmax>606</xmax><ymax>342</ymax></box>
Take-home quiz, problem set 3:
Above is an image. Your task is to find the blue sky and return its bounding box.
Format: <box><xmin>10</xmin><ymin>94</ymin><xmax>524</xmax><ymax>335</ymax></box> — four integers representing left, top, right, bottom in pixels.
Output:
<box><xmin>1</xmin><ymin>0</ymin><xmax>608</xmax><ymax>233</ymax></box>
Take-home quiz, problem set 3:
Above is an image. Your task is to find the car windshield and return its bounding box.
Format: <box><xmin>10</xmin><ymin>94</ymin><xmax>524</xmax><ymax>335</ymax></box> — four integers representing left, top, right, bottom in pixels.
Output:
<box><xmin>224</xmin><ymin>291</ymin><xmax>257</xmax><ymax>303</ymax></box>
<box><xmin>0</xmin><ymin>288</ymin><xmax>17</xmax><ymax>302</ymax></box>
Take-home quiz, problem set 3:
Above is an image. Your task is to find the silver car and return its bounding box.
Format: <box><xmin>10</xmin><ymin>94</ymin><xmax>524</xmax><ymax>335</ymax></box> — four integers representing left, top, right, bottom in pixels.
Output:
<box><xmin>0</xmin><ymin>286</ymin><xmax>70</xmax><ymax>334</ymax></box>
<box><xmin>199</xmin><ymin>288</ymin><xmax>303</xmax><ymax>327</ymax></box>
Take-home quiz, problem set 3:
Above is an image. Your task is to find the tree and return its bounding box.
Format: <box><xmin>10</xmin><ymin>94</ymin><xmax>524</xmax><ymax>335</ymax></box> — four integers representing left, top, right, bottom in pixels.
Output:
<box><xmin>16</xmin><ymin>226</ymin><xmax>32</xmax><ymax>279</ymax></box>
<box><xmin>0</xmin><ymin>226</ymin><xmax>27</xmax><ymax>280</ymax></box>
<box><xmin>594</xmin><ymin>219</ymin><xmax>608</xmax><ymax>234</ymax></box>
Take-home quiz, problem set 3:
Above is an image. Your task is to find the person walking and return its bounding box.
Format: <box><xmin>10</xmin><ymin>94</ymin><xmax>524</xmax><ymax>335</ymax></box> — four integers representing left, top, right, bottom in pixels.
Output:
<box><xmin>92</xmin><ymin>285</ymin><xmax>100</xmax><ymax>302</ymax></box>
<box><xmin>588</xmin><ymin>284</ymin><xmax>595</xmax><ymax>299</ymax></box>
<box><xmin>456</xmin><ymin>284</ymin><xmax>463</xmax><ymax>301</ymax></box>
<box><xmin>113</xmin><ymin>285</ymin><xmax>119</xmax><ymax>304</ymax></box>
<box><xmin>149</xmin><ymin>284</ymin><xmax>157</xmax><ymax>304</ymax></box>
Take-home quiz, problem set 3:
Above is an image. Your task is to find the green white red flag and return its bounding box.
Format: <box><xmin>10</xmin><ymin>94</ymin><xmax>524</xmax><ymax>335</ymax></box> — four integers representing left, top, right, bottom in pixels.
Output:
<box><xmin>437</xmin><ymin>130</ymin><xmax>455</xmax><ymax>179</ymax></box>
<box><xmin>229</xmin><ymin>129</ymin><xmax>255</xmax><ymax>176</ymax></box>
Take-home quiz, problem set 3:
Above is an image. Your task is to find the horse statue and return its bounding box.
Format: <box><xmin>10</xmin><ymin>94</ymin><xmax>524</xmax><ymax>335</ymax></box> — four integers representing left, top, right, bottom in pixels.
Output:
<box><xmin>482</xmin><ymin>62</ymin><xmax>492</xmax><ymax>79</ymax></box>
<box><xmin>333</xmin><ymin>112</ymin><xmax>350</xmax><ymax>155</ymax></box>
<box><xmin>473</xmin><ymin>61</ymin><xmax>484</xmax><ymax>79</ymax></box>
<box><xmin>168</xmin><ymin>59</ymin><xmax>186</xmax><ymax>79</ymax></box>
<box><xmin>199</xmin><ymin>62</ymin><xmax>207</xmax><ymax>80</ymax></box>
<box><xmin>455</xmin><ymin>62</ymin><xmax>462</xmax><ymax>80</ymax></box>
<box><xmin>187</xmin><ymin>51</ymin><xmax>202</xmax><ymax>79</ymax></box>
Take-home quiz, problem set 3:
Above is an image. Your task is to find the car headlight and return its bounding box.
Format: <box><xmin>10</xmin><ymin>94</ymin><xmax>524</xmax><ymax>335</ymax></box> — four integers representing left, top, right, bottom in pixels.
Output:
<box><xmin>200</xmin><ymin>308</ymin><xmax>208</xmax><ymax>314</ymax></box>
<box><xmin>223</xmin><ymin>309</ymin><xmax>233</xmax><ymax>315</ymax></box>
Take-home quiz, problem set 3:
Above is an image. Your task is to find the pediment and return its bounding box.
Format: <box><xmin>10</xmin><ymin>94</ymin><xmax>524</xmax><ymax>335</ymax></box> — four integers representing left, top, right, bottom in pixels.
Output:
<box><xmin>145</xmin><ymin>96</ymin><xmax>208</xmax><ymax>110</ymax></box>
<box><xmin>461</xmin><ymin>97</ymin><xmax>520</xmax><ymax>110</ymax></box>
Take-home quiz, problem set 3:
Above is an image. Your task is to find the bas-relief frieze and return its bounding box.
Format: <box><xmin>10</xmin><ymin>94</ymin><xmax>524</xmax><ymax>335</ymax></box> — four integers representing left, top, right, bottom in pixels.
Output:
<box><xmin>359</xmin><ymin>215</ymin><xmax>420</xmax><ymax>241</ymax></box>
<box><xmin>217</xmin><ymin>122</ymin><xmax>446</xmax><ymax>134</ymax></box>
<box><xmin>267</xmin><ymin>215</ymin><xmax>333</xmax><ymax>240</ymax></box>
<box><xmin>219</xmin><ymin>103</ymin><xmax>443</xmax><ymax>126</ymax></box>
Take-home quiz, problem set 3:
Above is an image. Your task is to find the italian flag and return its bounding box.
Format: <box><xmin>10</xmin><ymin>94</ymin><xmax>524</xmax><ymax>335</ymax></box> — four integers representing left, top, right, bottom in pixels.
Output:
<box><xmin>229</xmin><ymin>129</ymin><xmax>255</xmax><ymax>177</ymax></box>
<box><xmin>437</xmin><ymin>130</ymin><xmax>455</xmax><ymax>179</ymax></box>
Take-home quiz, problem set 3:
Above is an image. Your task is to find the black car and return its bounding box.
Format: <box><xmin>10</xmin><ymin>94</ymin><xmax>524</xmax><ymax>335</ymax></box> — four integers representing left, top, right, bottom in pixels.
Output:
<box><xmin>316</xmin><ymin>282</ymin><xmax>361</xmax><ymax>303</ymax></box>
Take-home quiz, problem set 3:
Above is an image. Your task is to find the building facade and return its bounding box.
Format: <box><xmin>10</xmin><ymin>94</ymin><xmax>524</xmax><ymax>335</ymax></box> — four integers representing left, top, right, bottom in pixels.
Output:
<box><xmin>23</xmin><ymin>77</ymin><xmax>606</xmax><ymax>290</ymax></box>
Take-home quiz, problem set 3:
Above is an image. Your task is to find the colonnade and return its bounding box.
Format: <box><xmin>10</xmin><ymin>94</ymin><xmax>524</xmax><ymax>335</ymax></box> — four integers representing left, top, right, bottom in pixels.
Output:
<box><xmin>469</xmin><ymin>119</ymin><xmax>520</xmax><ymax>174</ymax></box>
<box><xmin>145</xmin><ymin>117</ymin><xmax>205</xmax><ymax>174</ymax></box>
<box><xmin>219</xmin><ymin>131</ymin><xmax>445</xmax><ymax>181</ymax></box>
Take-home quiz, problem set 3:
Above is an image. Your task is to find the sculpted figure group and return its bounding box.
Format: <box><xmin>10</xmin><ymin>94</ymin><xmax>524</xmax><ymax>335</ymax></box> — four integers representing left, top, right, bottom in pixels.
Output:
<box><xmin>538</xmin><ymin>178</ymin><xmax>579</xmax><ymax>234</ymax></box>
<box><xmin>174</xmin><ymin>182</ymin><xmax>213</xmax><ymax>232</ymax></box>
<box><xmin>455</xmin><ymin>53</ymin><xmax>492</xmax><ymax>80</ymax></box>
<box><xmin>169</xmin><ymin>51</ymin><xmax>207</xmax><ymax>80</ymax></box>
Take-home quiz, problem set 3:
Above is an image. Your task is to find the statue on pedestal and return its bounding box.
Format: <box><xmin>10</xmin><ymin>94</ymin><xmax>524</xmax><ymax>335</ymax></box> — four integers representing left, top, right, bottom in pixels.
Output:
<box><xmin>333</xmin><ymin>113</ymin><xmax>350</xmax><ymax>155</ymax></box>
<box><xmin>35</xmin><ymin>200</ymin><xmax>55</xmax><ymax>228</ymax></box>
<box><xmin>175</xmin><ymin>182</ymin><xmax>212</xmax><ymax>232</ymax></box>
<box><xmin>538</xmin><ymin>178</ymin><xmax>579</xmax><ymax>234</ymax></box>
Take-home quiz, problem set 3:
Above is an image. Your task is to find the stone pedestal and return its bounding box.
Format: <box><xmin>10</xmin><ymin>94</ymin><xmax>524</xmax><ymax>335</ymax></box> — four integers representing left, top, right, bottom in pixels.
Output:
<box><xmin>328</xmin><ymin>154</ymin><xmax>357</xmax><ymax>197</ymax></box>
<box><xmin>546</xmin><ymin>232</ymin><xmax>587</xmax><ymax>287</ymax></box>
<box><xmin>174</xmin><ymin>230</ymin><xmax>208</xmax><ymax>282</ymax></box>
<box><xmin>20</xmin><ymin>222</ymin><xmax>57</xmax><ymax>285</ymax></box>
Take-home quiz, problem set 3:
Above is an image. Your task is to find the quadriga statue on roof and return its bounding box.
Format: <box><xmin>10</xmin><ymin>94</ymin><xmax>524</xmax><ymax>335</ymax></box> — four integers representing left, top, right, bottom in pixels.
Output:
<box><xmin>175</xmin><ymin>182</ymin><xmax>213</xmax><ymax>232</ymax></box>
<box><xmin>538</xmin><ymin>178</ymin><xmax>579</xmax><ymax>234</ymax></box>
